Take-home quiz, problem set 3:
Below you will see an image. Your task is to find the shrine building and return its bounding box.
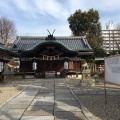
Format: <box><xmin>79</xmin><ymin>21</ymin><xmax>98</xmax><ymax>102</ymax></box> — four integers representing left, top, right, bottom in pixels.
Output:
<box><xmin>10</xmin><ymin>34</ymin><xmax>93</xmax><ymax>78</ymax></box>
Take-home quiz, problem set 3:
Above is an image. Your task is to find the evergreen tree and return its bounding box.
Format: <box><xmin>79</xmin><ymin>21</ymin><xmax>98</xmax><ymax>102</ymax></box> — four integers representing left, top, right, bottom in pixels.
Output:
<box><xmin>68</xmin><ymin>8</ymin><xmax>102</xmax><ymax>49</ymax></box>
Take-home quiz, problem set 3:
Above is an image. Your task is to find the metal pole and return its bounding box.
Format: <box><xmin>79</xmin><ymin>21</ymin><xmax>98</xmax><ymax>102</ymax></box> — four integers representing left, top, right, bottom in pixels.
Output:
<box><xmin>104</xmin><ymin>57</ymin><xmax>107</xmax><ymax>104</ymax></box>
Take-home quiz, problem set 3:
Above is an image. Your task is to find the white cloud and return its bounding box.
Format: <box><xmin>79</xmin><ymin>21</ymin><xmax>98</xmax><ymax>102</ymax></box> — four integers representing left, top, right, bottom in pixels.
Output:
<box><xmin>66</xmin><ymin>0</ymin><xmax>120</xmax><ymax>29</ymax></box>
<box><xmin>34</xmin><ymin>0</ymin><xmax>69</xmax><ymax>19</ymax></box>
<box><xmin>69</xmin><ymin>0</ymin><xmax>120</xmax><ymax>11</ymax></box>
<box><xmin>0</xmin><ymin>0</ymin><xmax>16</xmax><ymax>16</ymax></box>
<box><xmin>10</xmin><ymin>0</ymin><xmax>69</xmax><ymax>20</ymax></box>
<box><xmin>1</xmin><ymin>0</ymin><xmax>120</xmax><ymax>35</ymax></box>
<box><xmin>17</xmin><ymin>22</ymin><xmax>71</xmax><ymax>36</ymax></box>
<box><xmin>45</xmin><ymin>24</ymin><xmax>71</xmax><ymax>36</ymax></box>
<box><xmin>68</xmin><ymin>0</ymin><xmax>87</xmax><ymax>13</ymax></box>
<box><xmin>93</xmin><ymin>0</ymin><xmax>120</xmax><ymax>11</ymax></box>
<box><xmin>12</xmin><ymin>0</ymin><xmax>38</xmax><ymax>19</ymax></box>
<box><xmin>12</xmin><ymin>0</ymin><xmax>28</xmax><ymax>11</ymax></box>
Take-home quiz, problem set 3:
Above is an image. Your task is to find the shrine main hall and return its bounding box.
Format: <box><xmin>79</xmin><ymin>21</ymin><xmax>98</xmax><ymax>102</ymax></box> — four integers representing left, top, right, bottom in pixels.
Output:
<box><xmin>0</xmin><ymin>34</ymin><xmax>93</xmax><ymax>78</ymax></box>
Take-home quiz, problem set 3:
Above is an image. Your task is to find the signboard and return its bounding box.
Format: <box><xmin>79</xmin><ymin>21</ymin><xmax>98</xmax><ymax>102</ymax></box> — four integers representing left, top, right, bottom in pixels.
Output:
<box><xmin>105</xmin><ymin>55</ymin><xmax>120</xmax><ymax>84</ymax></box>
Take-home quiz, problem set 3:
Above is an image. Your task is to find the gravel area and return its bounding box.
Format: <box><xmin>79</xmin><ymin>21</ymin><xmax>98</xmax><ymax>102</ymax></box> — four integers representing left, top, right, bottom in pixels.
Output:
<box><xmin>0</xmin><ymin>79</ymin><xmax>34</xmax><ymax>105</ymax></box>
<box><xmin>65</xmin><ymin>78</ymin><xmax>120</xmax><ymax>120</ymax></box>
<box><xmin>79</xmin><ymin>95</ymin><xmax>120</xmax><ymax>120</ymax></box>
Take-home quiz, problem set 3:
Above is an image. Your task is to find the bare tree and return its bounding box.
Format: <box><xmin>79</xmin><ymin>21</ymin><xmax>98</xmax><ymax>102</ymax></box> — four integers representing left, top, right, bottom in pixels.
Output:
<box><xmin>0</xmin><ymin>18</ymin><xmax>16</xmax><ymax>47</ymax></box>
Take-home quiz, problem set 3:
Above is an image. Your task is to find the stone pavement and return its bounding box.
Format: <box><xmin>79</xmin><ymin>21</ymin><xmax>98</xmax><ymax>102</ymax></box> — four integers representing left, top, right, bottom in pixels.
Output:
<box><xmin>0</xmin><ymin>79</ymin><xmax>88</xmax><ymax>120</ymax></box>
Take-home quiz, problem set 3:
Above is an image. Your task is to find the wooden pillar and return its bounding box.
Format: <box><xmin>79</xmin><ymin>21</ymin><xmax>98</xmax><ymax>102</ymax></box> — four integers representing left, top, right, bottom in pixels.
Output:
<box><xmin>75</xmin><ymin>56</ymin><xmax>77</xmax><ymax>72</ymax></box>
<box><xmin>23</xmin><ymin>57</ymin><xmax>26</xmax><ymax>79</ymax></box>
<box><xmin>55</xmin><ymin>71</ymin><xmax>57</xmax><ymax>78</ymax></box>
<box><xmin>20</xmin><ymin>57</ymin><xmax>21</xmax><ymax>71</ymax></box>
<box><xmin>1</xmin><ymin>62</ymin><xmax>4</xmax><ymax>82</ymax></box>
<box><xmin>95</xmin><ymin>64</ymin><xmax>97</xmax><ymax>72</ymax></box>
<box><xmin>68</xmin><ymin>60</ymin><xmax>69</xmax><ymax>71</ymax></box>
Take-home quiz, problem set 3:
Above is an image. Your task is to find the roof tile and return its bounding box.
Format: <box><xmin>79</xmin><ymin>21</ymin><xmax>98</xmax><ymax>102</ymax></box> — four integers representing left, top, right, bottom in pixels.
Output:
<box><xmin>11</xmin><ymin>36</ymin><xmax>92</xmax><ymax>51</ymax></box>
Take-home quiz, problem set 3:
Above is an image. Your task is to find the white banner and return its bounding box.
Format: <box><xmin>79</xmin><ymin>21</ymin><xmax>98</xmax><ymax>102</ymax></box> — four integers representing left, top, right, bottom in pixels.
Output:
<box><xmin>105</xmin><ymin>55</ymin><xmax>120</xmax><ymax>84</ymax></box>
<box><xmin>64</xmin><ymin>61</ymin><xmax>68</xmax><ymax>70</ymax></box>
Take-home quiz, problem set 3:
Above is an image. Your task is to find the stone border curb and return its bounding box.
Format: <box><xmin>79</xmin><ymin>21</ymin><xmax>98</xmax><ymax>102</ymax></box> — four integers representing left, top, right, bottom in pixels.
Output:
<box><xmin>64</xmin><ymin>79</ymin><xmax>94</xmax><ymax>120</ymax></box>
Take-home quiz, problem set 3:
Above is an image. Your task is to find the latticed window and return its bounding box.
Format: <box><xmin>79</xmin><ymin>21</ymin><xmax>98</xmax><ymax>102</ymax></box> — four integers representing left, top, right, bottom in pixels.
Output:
<box><xmin>0</xmin><ymin>62</ymin><xmax>3</xmax><ymax>72</ymax></box>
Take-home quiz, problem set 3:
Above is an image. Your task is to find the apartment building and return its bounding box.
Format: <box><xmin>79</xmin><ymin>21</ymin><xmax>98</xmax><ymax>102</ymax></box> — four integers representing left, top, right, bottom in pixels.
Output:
<box><xmin>102</xmin><ymin>22</ymin><xmax>120</xmax><ymax>52</ymax></box>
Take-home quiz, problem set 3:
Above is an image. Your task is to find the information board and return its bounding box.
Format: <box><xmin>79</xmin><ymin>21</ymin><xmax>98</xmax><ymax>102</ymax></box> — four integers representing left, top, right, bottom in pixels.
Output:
<box><xmin>105</xmin><ymin>55</ymin><xmax>120</xmax><ymax>84</ymax></box>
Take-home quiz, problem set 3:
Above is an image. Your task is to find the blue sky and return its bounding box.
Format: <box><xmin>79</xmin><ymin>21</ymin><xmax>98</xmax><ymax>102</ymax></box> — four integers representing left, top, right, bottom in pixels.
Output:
<box><xmin>0</xmin><ymin>0</ymin><xmax>120</xmax><ymax>36</ymax></box>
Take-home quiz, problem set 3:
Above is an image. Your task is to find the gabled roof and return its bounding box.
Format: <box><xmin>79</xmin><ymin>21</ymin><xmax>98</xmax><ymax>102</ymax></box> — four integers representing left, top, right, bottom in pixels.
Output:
<box><xmin>11</xmin><ymin>36</ymin><xmax>93</xmax><ymax>52</ymax></box>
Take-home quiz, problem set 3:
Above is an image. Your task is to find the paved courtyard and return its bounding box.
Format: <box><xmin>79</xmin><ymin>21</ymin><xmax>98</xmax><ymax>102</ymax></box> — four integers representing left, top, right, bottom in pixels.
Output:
<box><xmin>0</xmin><ymin>79</ymin><xmax>87</xmax><ymax>120</ymax></box>
<box><xmin>0</xmin><ymin>78</ymin><xmax>120</xmax><ymax>120</ymax></box>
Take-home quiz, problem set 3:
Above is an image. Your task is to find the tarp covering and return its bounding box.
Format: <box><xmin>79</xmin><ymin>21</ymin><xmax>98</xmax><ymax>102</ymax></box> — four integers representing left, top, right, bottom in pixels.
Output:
<box><xmin>105</xmin><ymin>55</ymin><xmax>120</xmax><ymax>84</ymax></box>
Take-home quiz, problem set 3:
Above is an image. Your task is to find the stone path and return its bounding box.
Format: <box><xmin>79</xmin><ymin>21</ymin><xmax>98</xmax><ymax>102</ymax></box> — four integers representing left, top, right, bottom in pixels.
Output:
<box><xmin>0</xmin><ymin>79</ymin><xmax>87</xmax><ymax>120</ymax></box>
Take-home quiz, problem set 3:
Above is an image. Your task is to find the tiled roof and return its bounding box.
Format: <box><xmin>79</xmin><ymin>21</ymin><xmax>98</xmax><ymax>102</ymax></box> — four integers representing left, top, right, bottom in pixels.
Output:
<box><xmin>0</xmin><ymin>43</ymin><xmax>20</xmax><ymax>57</ymax></box>
<box><xmin>11</xmin><ymin>36</ymin><xmax>92</xmax><ymax>52</ymax></box>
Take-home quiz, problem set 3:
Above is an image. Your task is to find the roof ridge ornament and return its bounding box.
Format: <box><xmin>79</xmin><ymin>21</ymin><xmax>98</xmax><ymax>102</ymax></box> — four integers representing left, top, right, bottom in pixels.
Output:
<box><xmin>45</xmin><ymin>29</ymin><xmax>56</xmax><ymax>40</ymax></box>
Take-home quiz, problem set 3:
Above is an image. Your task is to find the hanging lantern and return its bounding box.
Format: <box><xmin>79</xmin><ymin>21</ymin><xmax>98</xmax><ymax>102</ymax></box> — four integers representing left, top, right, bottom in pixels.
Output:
<box><xmin>32</xmin><ymin>61</ymin><xmax>37</xmax><ymax>71</ymax></box>
<box><xmin>64</xmin><ymin>61</ymin><xmax>68</xmax><ymax>70</ymax></box>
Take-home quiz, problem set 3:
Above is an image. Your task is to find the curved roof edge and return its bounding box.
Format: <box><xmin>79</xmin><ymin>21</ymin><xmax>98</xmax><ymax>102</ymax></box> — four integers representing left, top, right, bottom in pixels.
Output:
<box><xmin>20</xmin><ymin>41</ymin><xmax>79</xmax><ymax>56</ymax></box>
<box><xmin>16</xmin><ymin>35</ymin><xmax>86</xmax><ymax>38</ymax></box>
